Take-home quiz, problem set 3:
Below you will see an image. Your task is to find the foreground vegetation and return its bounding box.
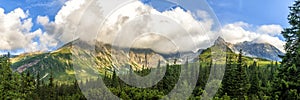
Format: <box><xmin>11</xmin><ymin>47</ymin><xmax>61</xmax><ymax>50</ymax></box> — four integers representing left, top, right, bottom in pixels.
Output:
<box><xmin>0</xmin><ymin>49</ymin><xmax>296</xmax><ymax>99</ymax></box>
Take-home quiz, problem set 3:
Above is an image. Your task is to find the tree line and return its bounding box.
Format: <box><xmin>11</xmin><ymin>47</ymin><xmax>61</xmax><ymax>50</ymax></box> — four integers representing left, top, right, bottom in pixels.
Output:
<box><xmin>1</xmin><ymin>48</ymin><xmax>298</xmax><ymax>99</ymax></box>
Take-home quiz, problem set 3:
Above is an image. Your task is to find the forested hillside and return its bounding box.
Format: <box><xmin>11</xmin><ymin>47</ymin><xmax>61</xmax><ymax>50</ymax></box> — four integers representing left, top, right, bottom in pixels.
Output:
<box><xmin>1</xmin><ymin>0</ymin><xmax>300</xmax><ymax>99</ymax></box>
<box><xmin>0</xmin><ymin>44</ymin><xmax>286</xmax><ymax>99</ymax></box>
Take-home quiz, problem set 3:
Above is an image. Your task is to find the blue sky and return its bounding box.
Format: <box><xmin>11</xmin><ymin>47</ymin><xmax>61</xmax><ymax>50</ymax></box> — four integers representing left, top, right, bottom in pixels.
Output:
<box><xmin>0</xmin><ymin>0</ymin><xmax>66</xmax><ymax>32</ymax></box>
<box><xmin>0</xmin><ymin>0</ymin><xmax>293</xmax><ymax>30</ymax></box>
<box><xmin>140</xmin><ymin>0</ymin><xmax>294</xmax><ymax>27</ymax></box>
<box><xmin>208</xmin><ymin>0</ymin><xmax>294</xmax><ymax>27</ymax></box>
<box><xmin>0</xmin><ymin>0</ymin><xmax>295</xmax><ymax>54</ymax></box>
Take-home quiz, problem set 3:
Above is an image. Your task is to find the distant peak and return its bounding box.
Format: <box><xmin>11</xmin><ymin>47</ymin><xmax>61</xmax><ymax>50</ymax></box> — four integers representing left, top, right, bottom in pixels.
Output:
<box><xmin>214</xmin><ymin>37</ymin><xmax>226</xmax><ymax>45</ymax></box>
<box><xmin>239</xmin><ymin>41</ymin><xmax>255</xmax><ymax>45</ymax></box>
<box><xmin>237</xmin><ymin>41</ymin><xmax>271</xmax><ymax>46</ymax></box>
<box><xmin>216</xmin><ymin>37</ymin><xmax>225</xmax><ymax>41</ymax></box>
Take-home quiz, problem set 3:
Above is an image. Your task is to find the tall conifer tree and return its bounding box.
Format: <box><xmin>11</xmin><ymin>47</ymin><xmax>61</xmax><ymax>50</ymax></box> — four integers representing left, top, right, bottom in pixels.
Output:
<box><xmin>277</xmin><ymin>0</ymin><xmax>300</xmax><ymax>99</ymax></box>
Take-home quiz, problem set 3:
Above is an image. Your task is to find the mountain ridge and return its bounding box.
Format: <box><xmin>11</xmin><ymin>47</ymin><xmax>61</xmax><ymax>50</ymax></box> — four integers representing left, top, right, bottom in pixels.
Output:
<box><xmin>10</xmin><ymin>37</ymin><xmax>283</xmax><ymax>83</ymax></box>
<box><xmin>213</xmin><ymin>37</ymin><xmax>284</xmax><ymax>61</ymax></box>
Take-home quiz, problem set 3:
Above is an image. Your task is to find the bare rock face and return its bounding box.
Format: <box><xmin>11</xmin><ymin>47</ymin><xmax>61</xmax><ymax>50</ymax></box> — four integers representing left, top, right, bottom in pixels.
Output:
<box><xmin>214</xmin><ymin>37</ymin><xmax>284</xmax><ymax>61</ymax></box>
<box><xmin>231</xmin><ymin>41</ymin><xmax>284</xmax><ymax>61</ymax></box>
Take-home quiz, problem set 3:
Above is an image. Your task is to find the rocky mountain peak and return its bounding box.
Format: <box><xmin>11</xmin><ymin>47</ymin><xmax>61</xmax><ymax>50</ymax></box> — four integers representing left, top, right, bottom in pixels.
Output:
<box><xmin>232</xmin><ymin>41</ymin><xmax>284</xmax><ymax>61</ymax></box>
<box><xmin>214</xmin><ymin>37</ymin><xmax>227</xmax><ymax>46</ymax></box>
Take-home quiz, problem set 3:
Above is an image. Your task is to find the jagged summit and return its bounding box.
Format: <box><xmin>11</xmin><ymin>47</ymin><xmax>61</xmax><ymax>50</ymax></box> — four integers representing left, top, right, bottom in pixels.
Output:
<box><xmin>232</xmin><ymin>41</ymin><xmax>284</xmax><ymax>61</ymax></box>
<box><xmin>214</xmin><ymin>37</ymin><xmax>227</xmax><ymax>45</ymax></box>
<box><xmin>212</xmin><ymin>37</ymin><xmax>284</xmax><ymax>61</ymax></box>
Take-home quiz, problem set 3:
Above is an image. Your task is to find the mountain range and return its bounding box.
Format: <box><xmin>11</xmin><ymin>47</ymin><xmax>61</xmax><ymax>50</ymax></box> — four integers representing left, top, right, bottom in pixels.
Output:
<box><xmin>10</xmin><ymin>37</ymin><xmax>283</xmax><ymax>83</ymax></box>
<box><xmin>218</xmin><ymin>37</ymin><xmax>284</xmax><ymax>61</ymax></box>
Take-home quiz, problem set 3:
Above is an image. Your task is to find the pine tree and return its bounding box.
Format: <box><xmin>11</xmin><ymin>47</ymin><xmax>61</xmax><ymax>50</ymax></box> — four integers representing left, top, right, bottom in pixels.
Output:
<box><xmin>248</xmin><ymin>61</ymin><xmax>260</xmax><ymax>98</ymax></box>
<box><xmin>0</xmin><ymin>53</ymin><xmax>22</xmax><ymax>99</ymax></box>
<box><xmin>36</xmin><ymin>72</ymin><xmax>40</xmax><ymax>90</ymax></box>
<box><xmin>236</xmin><ymin>49</ymin><xmax>248</xmax><ymax>98</ymax></box>
<box><xmin>222</xmin><ymin>53</ymin><xmax>239</xmax><ymax>97</ymax></box>
<box><xmin>49</xmin><ymin>71</ymin><xmax>54</xmax><ymax>87</ymax></box>
<box><xmin>112</xmin><ymin>69</ymin><xmax>119</xmax><ymax>87</ymax></box>
<box><xmin>277</xmin><ymin>0</ymin><xmax>300</xmax><ymax>98</ymax></box>
<box><xmin>21</xmin><ymin>72</ymin><xmax>36</xmax><ymax>98</ymax></box>
<box><xmin>222</xmin><ymin>50</ymin><xmax>248</xmax><ymax>99</ymax></box>
<box><xmin>48</xmin><ymin>70</ymin><xmax>55</xmax><ymax>99</ymax></box>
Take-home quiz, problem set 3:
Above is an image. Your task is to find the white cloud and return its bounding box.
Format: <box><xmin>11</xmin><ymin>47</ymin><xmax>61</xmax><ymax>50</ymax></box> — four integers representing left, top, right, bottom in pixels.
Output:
<box><xmin>0</xmin><ymin>7</ymin><xmax>58</xmax><ymax>53</ymax></box>
<box><xmin>0</xmin><ymin>8</ymin><xmax>30</xmax><ymax>50</ymax></box>
<box><xmin>37</xmin><ymin>16</ymin><xmax>50</xmax><ymax>25</ymax></box>
<box><xmin>38</xmin><ymin>0</ymin><xmax>285</xmax><ymax>54</ymax></box>
<box><xmin>221</xmin><ymin>21</ymin><xmax>285</xmax><ymax>52</ymax></box>
<box><xmin>221</xmin><ymin>22</ymin><xmax>258</xmax><ymax>43</ymax></box>
<box><xmin>39</xmin><ymin>0</ymin><xmax>219</xmax><ymax>53</ymax></box>
<box><xmin>257</xmin><ymin>24</ymin><xmax>283</xmax><ymax>36</ymax></box>
<box><xmin>22</xmin><ymin>18</ymin><xmax>33</xmax><ymax>32</ymax></box>
<box><xmin>94</xmin><ymin>1</ymin><xmax>218</xmax><ymax>53</ymax></box>
<box><xmin>54</xmin><ymin>0</ymin><xmax>85</xmax><ymax>24</ymax></box>
<box><xmin>40</xmin><ymin>0</ymin><xmax>101</xmax><ymax>44</ymax></box>
<box><xmin>0</xmin><ymin>0</ymin><xmax>286</xmax><ymax>55</ymax></box>
<box><xmin>26</xmin><ymin>29</ymin><xmax>58</xmax><ymax>51</ymax></box>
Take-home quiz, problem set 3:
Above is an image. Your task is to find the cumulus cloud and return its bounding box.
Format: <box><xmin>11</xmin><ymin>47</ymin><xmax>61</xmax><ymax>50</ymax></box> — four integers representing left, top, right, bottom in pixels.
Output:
<box><xmin>94</xmin><ymin>1</ymin><xmax>218</xmax><ymax>53</ymax></box>
<box><xmin>40</xmin><ymin>0</ymin><xmax>103</xmax><ymax>44</ymax></box>
<box><xmin>0</xmin><ymin>7</ymin><xmax>58</xmax><ymax>53</ymax></box>
<box><xmin>257</xmin><ymin>24</ymin><xmax>283</xmax><ymax>36</ymax></box>
<box><xmin>36</xmin><ymin>0</ymin><xmax>285</xmax><ymax>54</ymax></box>
<box><xmin>26</xmin><ymin>29</ymin><xmax>58</xmax><ymax>51</ymax></box>
<box><xmin>37</xmin><ymin>16</ymin><xmax>49</xmax><ymax>25</ymax></box>
<box><xmin>221</xmin><ymin>22</ymin><xmax>285</xmax><ymax>52</ymax></box>
<box><xmin>54</xmin><ymin>0</ymin><xmax>86</xmax><ymax>24</ymax></box>
<box><xmin>38</xmin><ymin>0</ymin><xmax>219</xmax><ymax>53</ymax></box>
<box><xmin>221</xmin><ymin>22</ymin><xmax>258</xmax><ymax>43</ymax></box>
<box><xmin>0</xmin><ymin>8</ymin><xmax>31</xmax><ymax>50</ymax></box>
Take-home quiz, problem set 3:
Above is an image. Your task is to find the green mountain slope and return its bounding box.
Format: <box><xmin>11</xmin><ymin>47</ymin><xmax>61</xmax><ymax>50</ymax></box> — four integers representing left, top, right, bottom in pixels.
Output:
<box><xmin>11</xmin><ymin>38</ymin><xmax>275</xmax><ymax>84</ymax></box>
<box><xmin>199</xmin><ymin>37</ymin><xmax>273</xmax><ymax>66</ymax></box>
<box><xmin>11</xmin><ymin>40</ymin><xmax>167</xmax><ymax>84</ymax></box>
<box><xmin>11</xmin><ymin>44</ymin><xmax>74</xmax><ymax>84</ymax></box>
